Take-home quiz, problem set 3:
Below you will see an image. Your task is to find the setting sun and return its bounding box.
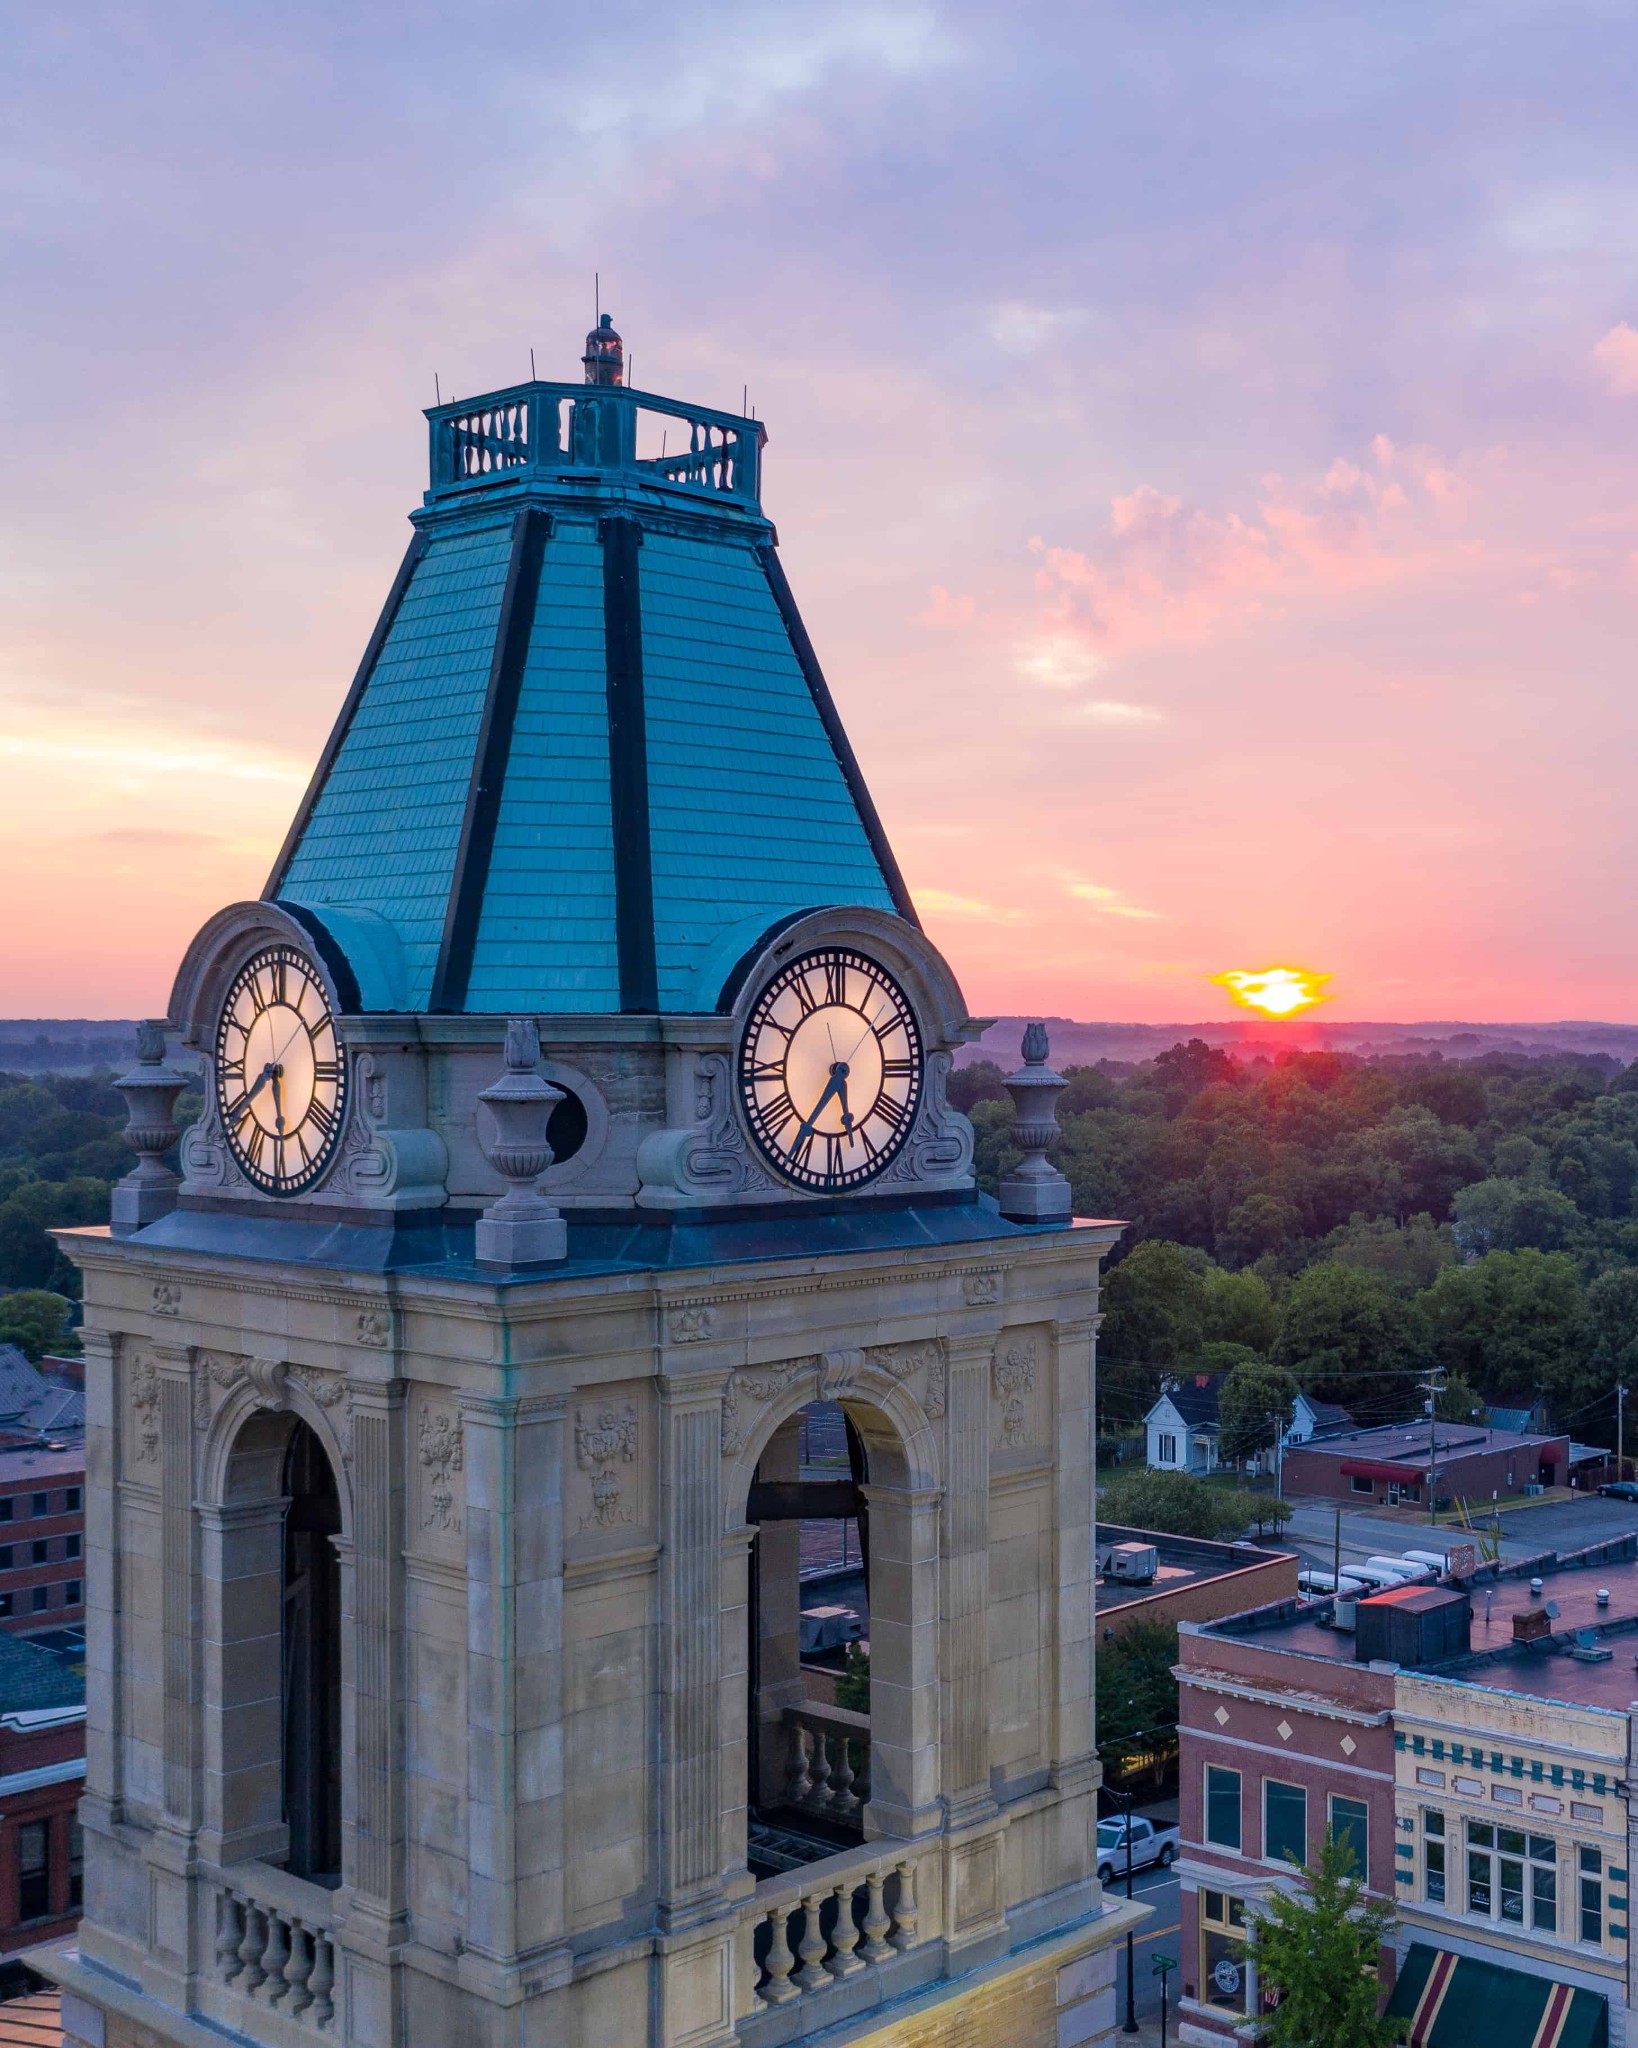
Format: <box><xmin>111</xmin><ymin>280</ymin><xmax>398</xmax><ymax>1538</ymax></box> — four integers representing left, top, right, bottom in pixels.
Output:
<box><xmin>1211</xmin><ymin>965</ymin><xmax>1332</xmax><ymax>1018</ymax></box>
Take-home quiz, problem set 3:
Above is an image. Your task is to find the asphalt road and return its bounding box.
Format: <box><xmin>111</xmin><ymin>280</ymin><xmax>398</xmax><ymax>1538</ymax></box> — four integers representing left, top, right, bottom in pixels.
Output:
<box><xmin>1100</xmin><ymin>1867</ymin><xmax>1180</xmax><ymax>2028</ymax></box>
<box><xmin>1279</xmin><ymin>1492</ymin><xmax>1638</xmax><ymax>1576</ymax></box>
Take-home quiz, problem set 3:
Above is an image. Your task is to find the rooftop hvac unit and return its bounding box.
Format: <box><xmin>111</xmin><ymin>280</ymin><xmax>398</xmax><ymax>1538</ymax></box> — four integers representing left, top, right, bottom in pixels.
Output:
<box><xmin>1332</xmin><ymin>1598</ymin><xmax>1358</xmax><ymax>1632</ymax></box>
<box><xmin>1107</xmin><ymin>1542</ymin><xmax>1158</xmax><ymax>1584</ymax></box>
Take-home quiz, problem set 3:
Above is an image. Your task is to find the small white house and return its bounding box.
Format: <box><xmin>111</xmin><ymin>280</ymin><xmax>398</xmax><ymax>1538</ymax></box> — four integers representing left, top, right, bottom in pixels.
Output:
<box><xmin>1282</xmin><ymin>1391</ymin><xmax>1354</xmax><ymax>1449</ymax></box>
<box><xmin>1144</xmin><ymin>1374</ymin><xmax>1227</xmax><ymax>1474</ymax></box>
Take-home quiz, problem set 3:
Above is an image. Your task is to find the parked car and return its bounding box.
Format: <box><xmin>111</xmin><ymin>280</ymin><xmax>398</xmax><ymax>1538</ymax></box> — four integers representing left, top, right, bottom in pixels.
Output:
<box><xmin>1096</xmin><ymin>1814</ymin><xmax>1180</xmax><ymax>1884</ymax></box>
<box><xmin>1598</xmin><ymin>1480</ymin><xmax>1638</xmax><ymax>1501</ymax></box>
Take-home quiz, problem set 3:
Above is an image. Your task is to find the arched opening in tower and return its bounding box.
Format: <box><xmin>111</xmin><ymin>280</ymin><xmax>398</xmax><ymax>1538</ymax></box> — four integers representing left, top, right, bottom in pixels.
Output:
<box><xmin>746</xmin><ymin>1398</ymin><xmax>872</xmax><ymax>1876</ymax></box>
<box><xmin>282</xmin><ymin>1419</ymin><xmax>342</xmax><ymax>1885</ymax></box>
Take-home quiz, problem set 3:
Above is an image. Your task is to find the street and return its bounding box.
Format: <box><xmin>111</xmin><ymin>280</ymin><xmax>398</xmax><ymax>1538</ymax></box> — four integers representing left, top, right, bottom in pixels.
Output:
<box><xmin>1278</xmin><ymin>1492</ymin><xmax>1638</xmax><ymax>1575</ymax></box>
<box><xmin>1101</xmin><ymin>1864</ymin><xmax>1180</xmax><ymax>2032</ymax></box>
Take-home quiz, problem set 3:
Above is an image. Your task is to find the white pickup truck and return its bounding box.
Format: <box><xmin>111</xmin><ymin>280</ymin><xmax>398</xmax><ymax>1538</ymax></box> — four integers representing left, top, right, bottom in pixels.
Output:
<box><xmin>1096</xmin><ymin>1814</ymin><xmax>1180</xmax><ymax>1884</ymax></box>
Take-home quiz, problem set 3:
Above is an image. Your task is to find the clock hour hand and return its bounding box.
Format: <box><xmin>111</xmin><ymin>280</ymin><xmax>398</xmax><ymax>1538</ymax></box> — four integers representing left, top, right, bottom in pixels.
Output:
<box><xmin>269</xmin><ymin>1070</ymin><xmax>286</xmax><ymax>1134</ymax></box>
<box><xmin>242</xmin><ymin>1062</ymin><xmax>276</xmax><ymax>1110</ymax></box>
<box><xmin>795</xmin><ymin>1062</ymin><xmax>851</xmax><ymax>1143</ymax></box>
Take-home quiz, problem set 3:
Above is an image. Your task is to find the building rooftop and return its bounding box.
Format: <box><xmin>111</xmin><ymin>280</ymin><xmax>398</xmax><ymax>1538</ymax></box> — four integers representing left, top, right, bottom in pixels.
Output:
<box><xmin>0</xmin><ymin>1444</ymin><xmax>84</xmax><ymax>1485</ymax></box>
<box><xmin>1095</xmin><ymin>1523</ymin><xmax>1295</xmax><ymax>1617</ymax></box>
<box><xmin>1197</xmin><ymin>1533</ymin><xmax>1638</xmax><ymax>1712</ymax></box>
<box><xmin>0</xmin><ymin>1632</ymin><xmax>84</xmax><ymax>1717</ymax></box>
<box><xmin>1289</xmin><ymin>1419</ymin><xmax>1564</xmax><ymax>1467</ymax></box>
<box><xmin>1147</xmin><ymin>1374</ymin><xmax>1225</xmax><ymax>1428</ymax></box>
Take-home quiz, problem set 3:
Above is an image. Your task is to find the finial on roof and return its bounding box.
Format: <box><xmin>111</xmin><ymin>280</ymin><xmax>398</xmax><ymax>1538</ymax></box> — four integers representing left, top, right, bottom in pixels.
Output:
<box><xmin>583</xmin><ymin>313</ymin><xmax>624</xmax><ymax>387</ymax></box>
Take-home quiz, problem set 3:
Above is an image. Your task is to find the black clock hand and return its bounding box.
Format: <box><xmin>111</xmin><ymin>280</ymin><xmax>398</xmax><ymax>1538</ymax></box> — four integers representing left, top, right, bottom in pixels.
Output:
<box><xmin>269</xmin><ymin>1071</ymin><xmax>286</xmax><ymax>1134</ymax></box>
<box><xmin>241</xmin><ymin>1062</ymin><xmax>276</xmax><ymax>1109</ymax></box>
<box><xmin>833</xmin><ymin>1073</ymin><xmax>853</xmax><ymax>1131</ymax></box>
<box><xmin>795</xmin><ymin>1063</ymin><xmax>848</xmax><ymax>1142</ymax></box>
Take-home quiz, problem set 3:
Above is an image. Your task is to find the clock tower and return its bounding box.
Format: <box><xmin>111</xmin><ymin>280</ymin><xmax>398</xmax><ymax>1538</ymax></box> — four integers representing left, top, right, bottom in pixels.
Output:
<box><xmin>36</xmin><ymin>320</ymin><xmax>1137</xmax><ymax>2048</ymax></box>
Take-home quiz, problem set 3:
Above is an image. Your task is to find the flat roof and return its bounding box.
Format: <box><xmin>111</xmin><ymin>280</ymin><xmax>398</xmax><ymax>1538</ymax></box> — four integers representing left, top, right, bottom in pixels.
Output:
<box><xmin>0</xmin><ymin>1443</ymin><xmax>84</xmax><ymax>1483</ymax></box>
<box><xmin>1096</xmin><ymin>1524</ymin><xmax>1294</xmax><ymax>1614</ymax></box>
<box><xmin>1290</xmin><ymin>1420</ymin><xmax>1564</xmax><ymax>1466</ymax></box>
<box><xmin>1200</xmin><ymin>1538</ymin><xmax>1638</xmax><ymax>1710</ymax></box>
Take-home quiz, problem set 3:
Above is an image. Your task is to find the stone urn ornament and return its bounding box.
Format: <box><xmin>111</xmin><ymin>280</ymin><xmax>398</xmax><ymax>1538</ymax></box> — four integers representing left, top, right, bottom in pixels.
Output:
<box><xmin>111</xmin><ymin>1020</ymin><xmax>193</xmax><ymax>1235</ymax></box>
<box><xmin>475</xmin><ymin>1018</ymin><xmax>568</xmax><ymax>1265</ymax></box>
<box><xmin>998</xmin><ymin>1021</ymin><xmax>1072</xmax><ymax>1222</ymax></box>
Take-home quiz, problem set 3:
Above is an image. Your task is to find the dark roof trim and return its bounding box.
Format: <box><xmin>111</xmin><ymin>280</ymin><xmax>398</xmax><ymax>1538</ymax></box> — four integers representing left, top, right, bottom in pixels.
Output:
<box><xmin>756</xmin><ymin>541</ymin><xmax>920</xmax><ymax>930</ymax></box>
<box><xmin>430</xmin><ymin>507</ymin><xmax>552</xmax><ymax>1012</ymax></box>
<box><xmin>602</xmin><ymin>515</ymin><xmax>658</xmax><ymax>1013</ymax></box>
<box><xmin>263</xmin><ymin>528</ymin><xmax>427</xmax><ymax>899</ymax></box>
<box><xmin>277</xmin><ymin>902</ymin><xmax>365</xmax><ymax>1015</ymax></box>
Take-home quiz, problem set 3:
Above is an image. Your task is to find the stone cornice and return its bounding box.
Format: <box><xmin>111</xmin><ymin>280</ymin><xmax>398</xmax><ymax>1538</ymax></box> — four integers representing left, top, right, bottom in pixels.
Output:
<box><xmin>1178</xmin><ymin>1667</ymin><xmax>1392</xmax><ymax>1728</ymax></box>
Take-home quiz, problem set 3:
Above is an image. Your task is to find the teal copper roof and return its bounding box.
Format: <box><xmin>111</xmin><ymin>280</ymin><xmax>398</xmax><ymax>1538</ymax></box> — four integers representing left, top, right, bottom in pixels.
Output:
<box><xmin>266</xmin><ymin>319</ymin><xmax>915</xmax><ymax>1015</ymax></box>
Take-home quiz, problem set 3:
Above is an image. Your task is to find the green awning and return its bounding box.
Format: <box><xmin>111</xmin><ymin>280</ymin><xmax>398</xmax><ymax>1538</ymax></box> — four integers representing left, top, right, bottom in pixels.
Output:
<box><xmin>1385</xmin><ymin>1945</ymin><xmax>1607</xmax><ymax>2048</ymax></box>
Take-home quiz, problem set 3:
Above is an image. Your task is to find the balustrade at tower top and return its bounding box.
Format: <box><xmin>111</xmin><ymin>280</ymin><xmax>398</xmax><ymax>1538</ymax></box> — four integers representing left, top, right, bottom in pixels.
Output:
<box><xmin>425</xmin><ymin>312</ymin><xmax>766</xmax><ymax>515</ymax></box>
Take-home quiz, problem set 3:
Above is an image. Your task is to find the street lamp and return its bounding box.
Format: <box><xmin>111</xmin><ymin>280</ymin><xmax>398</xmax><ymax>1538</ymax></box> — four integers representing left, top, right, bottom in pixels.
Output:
<box><xmin>1153</xmin><ymin>1952</ymin><xmax>1178</xmax><ymax>2048</ymax></box>
<box><xmin>1105</xmin><ymin>1785</ymin><xmax>1140</xmax><ymax>2034</ymax></box>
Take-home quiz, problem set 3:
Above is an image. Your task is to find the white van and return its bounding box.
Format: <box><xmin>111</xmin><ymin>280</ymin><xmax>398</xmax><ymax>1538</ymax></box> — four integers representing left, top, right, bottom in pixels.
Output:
<box><xmin>1363</xmin><ymin>1555</ymin><xmax>1435</xmax><ymax>1584</ymax></box>
<box><xmin>1399</xmin><ymin>1550</ymin><xmax>1451</xmax><ymax>1576</ymax></box>
<box><xmin>1346</xmin><ymin>1562</ymin><xmax>1417</xmax><ymax>1594</ymax></box>
<box><xmin>1299</xmin><ymin>1568</ymin><xmax>1370</xmax><ymax>1598</ymax></box>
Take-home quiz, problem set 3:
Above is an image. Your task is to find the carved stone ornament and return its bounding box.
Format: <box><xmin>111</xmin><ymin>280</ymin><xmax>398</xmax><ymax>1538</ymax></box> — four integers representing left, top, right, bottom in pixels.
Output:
<box><xmin>882</xmin><ymin>1051</ymin><xmax>974</xmax><ymax>1188</ymax></box>
<box><xmin>575</xmin><ymin>1403</ymin><xmax>638</xmax><ymax>1530</ymax></box>
<box><xmin>992</xmin><ymin>1339</ymin><xmax>1038</xmax><ymax>1448</ymax></box>
<box><xmin>475</xmin><ymin>1019</ymin><xmax>567</xmax><ymax>1266</ymax></box>
<box><xmin>962</xmin><ymin>1271</ymin><xmax>1001</xmax><ymax>1308</ymax></box>
<box><xmin>110</xmin><ymin>1021</ymin><xmax>190</xmax><ymax>1235</ymax></box>
<box><xmin>721</xmin><ymin>1358</ymin><xmax>819</xmax><ymax>1458</ymax></box>
<box><xmin>131</xmin><ymin>1358</ymin><xmax>161</xmax><ymax>1463</ymax></box>
<box><xmin>192</xmin><ymin>1353</ymin><xmax>353</xmax><ymax>1464</ymax></box>
<box><xmin>355</xmin><ymin>1308</ymin><xmax>390</xmax><ymax>1349</ymax></box>
<box><xmin>331</xmin><ymin>1052</ymin><xmax>448</xmax><ymax>1206</ymax></box>
<box><xmin>635</xmin><ymin>1051</ymin><xmax>777</xmax><ymax>1205</ymax></box>
<box><xmin>418</xmin><ymin>1409</ymin><xmax>465</xmax><ymax>1532</ymax></box>
<box><xmin>666</xmin><ymin>1302</ymin><xmax>716</xmax><ymax>1345</ymax></box>
<box><xmin>998</xmin><ymin>1024</ymin><xmax>1071</xmax><ymax>1222</ymax></box>
<box><xmin>863</xmin><ymin>1340</ymin><xmax>947</xmax><ymax>1418</ymax></box>
<box><xmin>152</xmin><ymin>1281</ymin><xmax>181</xmax><ymax>1318</ymax></box>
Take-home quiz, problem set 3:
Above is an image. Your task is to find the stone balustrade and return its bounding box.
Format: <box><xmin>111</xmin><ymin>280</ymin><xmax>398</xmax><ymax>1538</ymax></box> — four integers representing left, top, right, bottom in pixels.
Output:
<box><xmin>209</xmin><ymin>1862</ymin><xmax>340</xmax><ymax>2033</ymax></box>
<box><xmin>781</xmin><ymin>1700</ymin><xmax>870</xmax><ymax>1825</ymax></box>
<box><xmin>748</xmin><ymin>1839</ymin><xmax>926</xmax><ymax>2011</ymax></box>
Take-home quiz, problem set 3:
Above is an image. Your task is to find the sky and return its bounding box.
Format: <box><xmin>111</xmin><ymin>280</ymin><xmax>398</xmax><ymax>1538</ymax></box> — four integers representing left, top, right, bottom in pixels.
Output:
<box><xmin>5</xmin><ymin>1</ymin><xmax>1638</xmax><ymax>1023</ymax></box>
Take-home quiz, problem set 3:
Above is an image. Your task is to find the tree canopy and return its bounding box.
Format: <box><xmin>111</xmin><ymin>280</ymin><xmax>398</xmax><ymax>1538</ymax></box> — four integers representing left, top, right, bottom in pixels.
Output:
<box><xmin>1253</xmin><ymin>1833</ymin><xmax>1399</xmax><ymax>2048</ymax></box>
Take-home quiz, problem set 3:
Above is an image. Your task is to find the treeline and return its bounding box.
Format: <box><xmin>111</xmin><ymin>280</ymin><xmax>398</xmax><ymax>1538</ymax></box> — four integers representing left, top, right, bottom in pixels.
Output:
<box><xmin>955</xmin><ymin>1040</ymin><xmax>1638</xmax><ymax>1446</ymax></box>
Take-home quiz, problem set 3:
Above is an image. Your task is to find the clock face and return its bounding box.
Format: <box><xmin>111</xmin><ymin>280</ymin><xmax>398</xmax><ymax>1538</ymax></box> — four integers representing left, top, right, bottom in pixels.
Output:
<box><xmin>739</xmin><ymin>948</ymin><xmax>923</xmax><ymax>1192</ymax></box>
<box><xmin>214</xmin><ymin>947</ymin><xmax>347</xmax><ymax>1195</ymax></box>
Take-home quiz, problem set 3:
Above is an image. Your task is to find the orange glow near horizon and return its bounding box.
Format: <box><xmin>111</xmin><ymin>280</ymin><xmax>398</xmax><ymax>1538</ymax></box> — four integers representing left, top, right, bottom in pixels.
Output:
<box><xmin>1211</xmin><ymin>966</ymin><xmax>1333</xmax><ymax>1019</ymax></box>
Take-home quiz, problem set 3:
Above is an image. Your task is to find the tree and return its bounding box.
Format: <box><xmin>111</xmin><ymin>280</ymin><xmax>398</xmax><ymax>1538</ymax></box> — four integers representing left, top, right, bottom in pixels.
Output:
<box><xmin>1218</xmin><ymin>1360</ymin><xmax>1298</xmax><ymax>1468</ymax></box>
<box><xmin>1099</xmin><ymin>1468</ymin><xmax>1252</xmax><ymax>1541</ymax></box>
<box><xmin>1324</xmin><ymin>1213</ymin><xmax>1456</xmax><ymax>1293</ymax></box>
<box><xmin>1434</xmin><ymin>1371</ymin><xmax>1485</xmax><ymax>1422</ymax></box>
<box><xmin>1253</xmin><ymin>1833</ymin><xmax>1398</xmax><ymax>2048</ymax></box>
<box><xmin>1101</xmin><ymin>1241</ymin><xmax>1208</xmax><ymax>1367</ymax></box>
<box><xmin>1588</xmin><ymin>1266</ymin><xmax>1638</xmax><ymax>1384</ymax></box>
<box><xmin>1096</xmin><ymin>1618</ymin><xmax>1179</xmax><ymax>1781</ymax></box>
<box><xmin>1219</xmin><ymin>1193</ymin><xmax>1305</xmax><ymax>1268</ymax></box>
<box><xmin>1201</xmin><ymin>1266</ymin><xmax>1280</xmax><ymax>1352</ymax></box>
<box><xmin>1272</xmin><ymin>1262</ymin><xmax>1414</xmax><ymax>1402</ymax></box>
<box><xmin>834</xmin><ymin>1643</ymin><xmax>870</xmax><ymax>1713</ymax></box>
<box><xmin>1419</xmin><ymin>1250</ymin><xmax>1592</xmax><ymax>1409</ymax></box>
<box><xmin>0</xmin><ymin>1289</ymin><xmax>74</xmax><ymax>1361</ymax></box>
<box><xmin>1453</xmin><ymin>1177</ymin><xmax>1585</xmax><ymax>1255</ymax></box>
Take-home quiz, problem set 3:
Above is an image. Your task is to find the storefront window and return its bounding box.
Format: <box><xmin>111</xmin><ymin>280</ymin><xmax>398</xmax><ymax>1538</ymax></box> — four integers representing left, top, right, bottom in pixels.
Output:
<box><xmin>17</xmin><ymin>1822</ymin><xmax>49</xmax><ymax>1921</ymax></box>
<box><xmin>1200</xmin><ymin>1889</ymin><xmax>1250</xmax><ymax>2014</ymax></box>
<box><xmin>1424</xmin><ymin>1808</ymin><xmax>1446</xmax><ymax>1903</ymax></box>
<box><xmin>1328</xmin><ymin>1794</ymin><xmax>1368</xmax><ymax>1874</ymax></box>
<box><xmin>1579</xmin><ymin>1848</ymin><xmax>1602</xmax><ymax>1944</ymax></box>
<box><xmin>1264</xmin><ymin>1779</ymin><xmax>1306</xmax><ymax>1866</ymax></box>
<box><xmin>1206</xmin><ymin>1766</ymin><xmax>1241</xmax><ymax>1850</ymax></box>
<box><xmin>1466</xmin><ymin>1822</ymin><xmax>1556</xmax><ymax>1932</ymax></box>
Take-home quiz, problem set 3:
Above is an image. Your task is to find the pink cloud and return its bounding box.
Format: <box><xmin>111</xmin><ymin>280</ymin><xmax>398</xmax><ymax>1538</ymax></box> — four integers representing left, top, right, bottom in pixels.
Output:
<box><xmin>1594</xmin><ymin>323</ymin><xmax>1638</xmax><ymax>397</ymax></box>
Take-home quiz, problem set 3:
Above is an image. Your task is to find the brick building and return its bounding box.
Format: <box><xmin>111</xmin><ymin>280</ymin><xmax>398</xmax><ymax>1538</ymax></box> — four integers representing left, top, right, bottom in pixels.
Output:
<box><xmin>1175</xmin><ymin>1598</ymin><xmax>1397</xmax><ymax>2043</ymax></box>
<box><xmin>1281</xmin><ymin>1419</ymin><xmax>1569</xmax><ymax>1509</ymax></box>
<box><xmin>0</xmin><ymin>1632</ymin><xmax>85</xmax><ymax>1959</ymax></box>
<box><xmin>0</xmin><ymin>1447</ymin><xmax>85</xmax><ymax>1640</ymax></box>
<box><xmin>1097</xmin><ymin>1525</ymin><xmax>1297</xmax><ymax>1642</ymax></box>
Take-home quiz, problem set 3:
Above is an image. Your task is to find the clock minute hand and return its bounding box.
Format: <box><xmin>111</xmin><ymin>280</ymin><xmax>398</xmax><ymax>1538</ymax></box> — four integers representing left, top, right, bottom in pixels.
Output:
<box><xmin>794</xmin><ymin>1065</ymin><xmax>848</xmax><ymax>1142</ymax></box>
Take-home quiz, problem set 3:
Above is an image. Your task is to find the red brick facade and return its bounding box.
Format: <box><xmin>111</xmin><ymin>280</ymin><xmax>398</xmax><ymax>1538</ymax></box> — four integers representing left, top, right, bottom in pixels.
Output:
<box><xmin>0</xmin><ymin>1449</ymin><xmax>85</xmax><ymax>1638</ymax></box>
<box><xmin>1281</xmin><ymin>1433</ymin><xmax>1567</xmax><ymax>1506</ymax></box>
<box><xmin>0</xmin><ymin>1711</ymin><xmax>83</xmax><ymax>1954</ymax></box>
<box><xmin>1176</xmin><ymin>1621</ymin><xmax>1396</xmax><ymax>2041</ymax></box>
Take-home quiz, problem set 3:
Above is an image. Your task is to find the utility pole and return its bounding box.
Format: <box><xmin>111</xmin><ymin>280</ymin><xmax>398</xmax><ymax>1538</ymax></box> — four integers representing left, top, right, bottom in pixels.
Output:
<box><xmin>1332</xmin><ymin>1504</ymin><xmax>1342</xmax><ymax>1595</ymax></box>
<box><xmin>1420</xmin><ymin>1367</ymin><xmax>1446</xmax><ymax>1526</ymax></box>
<box><xmin>1620</xmin><ymin>1384</ymin><xmax>1628</xmax><ymax>1483</ymax></box>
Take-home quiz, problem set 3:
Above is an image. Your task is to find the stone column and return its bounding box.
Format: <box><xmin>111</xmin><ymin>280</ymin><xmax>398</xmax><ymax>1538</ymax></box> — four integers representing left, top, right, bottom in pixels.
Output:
<box><xmin>343</xmin><ymin>1383</ymin><xmax>408</xmax><ymax>2048</ymax></box>
<box><xmin>462</xmin><ymin>1393</ymin><xmax>570</xmax><ymax>1985</ymax></box>
<box><xmin>1051</xmin><ymin>1315</ymin><xmax>1099</xmax><ymax>1789</ymax></box>
<box><xmin>197</xmin><ymin>1498</ymin><xmax>287</xmax><ymax>1867</ymax></box>
<box><xmin>861</xmin><ymin>1482</ymin><xmax>943</xmax><ymax>1842</ymax></box>
<box><xmin>141</xmin><ymin>1345</ymin><xmax>201</xmax><ymax>2010</ymax></box>
<box><xmin>749</xmin><ymin>1416</ymin><xmax>803</xmax><ymax>1812</ymax></box>
<box><xmin>80</xmin><ymin>1329</ymin><xmax>122</xmax><ymax>1834</ymax></box>
<box><xmin>940</xmin><ymin>1334</ymin><xmax>997</xmax><ymax>1826</ymax></box>
<box><xmin>656</xmin><ymin>1369</ymin><xmax>726</xmax><ymax>1927</ymax></box>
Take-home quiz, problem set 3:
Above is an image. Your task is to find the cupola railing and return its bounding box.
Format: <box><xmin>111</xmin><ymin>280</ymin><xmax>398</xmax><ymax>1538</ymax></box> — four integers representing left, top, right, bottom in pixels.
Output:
<box><xmin>426</xmin><ymin>380</ymin><xmax>764</xmax><ymax>508</ymax></box>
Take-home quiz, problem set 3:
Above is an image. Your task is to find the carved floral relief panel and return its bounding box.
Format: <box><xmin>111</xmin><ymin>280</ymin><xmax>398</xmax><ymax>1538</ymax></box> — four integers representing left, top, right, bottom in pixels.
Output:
<box><xmin>990</xmin><ymin>1325</ymin><xmax>1049</xmax><ymax>1457</ymax></box>
<box><xmin>567</xmin><ymin>1382</ymin><xmax>652</xmax><ymax>1546</ymax></box>
<box><xmin>411</xmin><ymin>1390</ymin><xmax>467</xmax><ymax>1559</ymax></box>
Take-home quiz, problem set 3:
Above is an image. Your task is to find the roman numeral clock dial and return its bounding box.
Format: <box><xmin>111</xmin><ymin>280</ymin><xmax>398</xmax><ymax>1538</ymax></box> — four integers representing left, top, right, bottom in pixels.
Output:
<box><xmin>214</xmin><ymin>946</ymin><xmax>348</xmax><ymax>1196</ymax></box>
<box><xmin>738</xmin><ymin>949</ymin><xmax>924</xmax><ymax>1192</ymax></box>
